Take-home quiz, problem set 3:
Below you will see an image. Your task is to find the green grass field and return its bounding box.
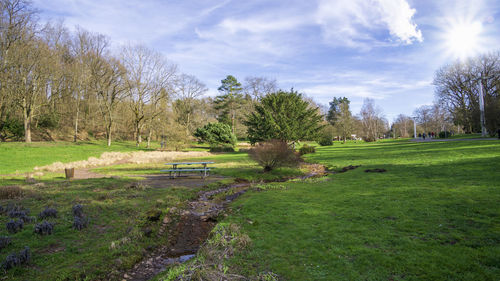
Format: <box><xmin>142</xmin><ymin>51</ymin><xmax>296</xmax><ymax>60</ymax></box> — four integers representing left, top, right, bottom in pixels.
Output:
<box><xmin>1</xmin><ymin>139</ymin><xmax>499</xmax><ymax>280</ymax></box>
<box><xmin>0</xmin><ymin>141</ymin><xmax>159</xmax><ymax>175</ymax></box>
<box><xmin>221</xmin><ymin>139</ymin><xmax>500</xmax><ymax>280</ymax></box>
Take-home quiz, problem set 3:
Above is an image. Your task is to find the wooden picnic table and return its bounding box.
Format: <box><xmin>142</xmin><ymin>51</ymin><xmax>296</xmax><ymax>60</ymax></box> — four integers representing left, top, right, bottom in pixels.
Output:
<box><xmin>162</xmin><ymin>161</ymin><xmax>215</xmax><ymax>179</ymax></box>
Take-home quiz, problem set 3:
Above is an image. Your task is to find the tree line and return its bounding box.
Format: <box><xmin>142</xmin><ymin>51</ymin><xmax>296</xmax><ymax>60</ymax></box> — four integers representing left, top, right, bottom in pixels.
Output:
<box><xmin>0</xmin><ymin>0</ymin><xmax>279</xmax><ymax>147</ymax></box>
<box><xmin>1</xmin><ymin>0</ymin><xmax>498</xmax><ymax>147</ymax></box>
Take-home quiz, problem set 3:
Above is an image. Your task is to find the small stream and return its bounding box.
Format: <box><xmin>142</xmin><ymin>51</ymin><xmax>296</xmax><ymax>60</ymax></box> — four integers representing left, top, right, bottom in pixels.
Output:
<box><xmin>120</xmin><ymin>168</ymin><xmax>325</xmax><ymax>281</ymax></box>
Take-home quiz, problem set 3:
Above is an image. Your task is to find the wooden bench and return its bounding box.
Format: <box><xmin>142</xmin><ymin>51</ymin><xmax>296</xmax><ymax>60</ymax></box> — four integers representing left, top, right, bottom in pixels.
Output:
<box><xmin>162</xmin><ymin>162</ymin><xmax>215</xmax><ymax>179</ymax></box>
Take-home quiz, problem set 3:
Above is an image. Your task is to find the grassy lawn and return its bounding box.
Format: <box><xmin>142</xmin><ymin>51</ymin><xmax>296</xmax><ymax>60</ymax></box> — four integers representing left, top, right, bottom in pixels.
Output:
<box><xmin>0</xmin><ymin>178</ymin><xmax>198</xmax><ymax>280</ymax></box>
<box><xmin>0</xmin><ymin>141</ymin><xmax>159</xmax><ymax>175</ymax></box>
<box><xmin>0</xmin><ymin>142</ymin><xmax>304</xmax><ymax>280</ymax></box>
<box><xmin>222</xmin><ymin>139</ymin><xmax>500</xmax><ymax>280</ymax></box>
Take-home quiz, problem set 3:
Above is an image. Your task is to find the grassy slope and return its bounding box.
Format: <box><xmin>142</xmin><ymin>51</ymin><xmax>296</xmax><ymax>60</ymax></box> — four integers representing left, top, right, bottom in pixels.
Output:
<box><xmin>0</xmin><ymin>141</ymin><xmax>159</xmax><ymax>175</ymax></box>
<box><xmin>225</xmin><ymin>140</ymin><xmax>500</xmax><ymax>280</ymax></box>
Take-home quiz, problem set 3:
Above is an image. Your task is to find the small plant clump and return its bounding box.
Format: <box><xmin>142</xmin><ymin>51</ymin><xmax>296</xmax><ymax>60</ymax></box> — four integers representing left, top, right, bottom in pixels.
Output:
<box><xmin>72</xmin><ymin>204</ymin><xmax>89</xmax><ymax>231</ymax></box>
<box><xmin>34</xmin><ymin>221</ymin><xmax>54</xmax><ymax>235</ymax></box>
<box><xmin>1</xmin><ymin>246</ymin><xmax>31</xmax><ymax>270</ymax></box>
<box><xmin>6</xmin><ymin>220</ymin><xmax>24</xmax><ymax>234</ymax></box>
<box><xmin>38</xmin><ymin>207</ymin><xmax>57</xmax><ymax>219</ymax></box>
<box><xmin>72</xmin><ymin>204</ymin><xmax>84</xmax><ymax>218</ymax></box>
<box><xmin>0</xmin><ymin>236</ymin><xmax>11</xmax><ymax>251</ymax></box>
<box><xmin>299</xmin><ymin>144</ymin><xmax>316</xmax><ymax>155</ymax></box>
<box><xmin>248</xmin><ymin>139</ymin><xmax>300</xmax><ymax>172</ymax></box>
<box><xmin>73</xmin><ymin>216</ymin><xmax>89</xmax><ymax>230</ymax></box>
<box><xmin>8</xmin><ymin>209</ymin><xmax>32</xmax><ymax>223</ymax></box>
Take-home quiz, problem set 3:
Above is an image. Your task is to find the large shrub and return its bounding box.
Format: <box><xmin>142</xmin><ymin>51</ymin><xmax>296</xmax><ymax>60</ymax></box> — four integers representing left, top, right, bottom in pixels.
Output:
<box><xmin>438</xmin><ymin>131</ymin><xmax>451</xmax><ymax>138</ymax></box>
<box><xmin>248</xmin><ymin>140</ymin><xmax>300</xmax><ymax>172</ymax></box>
<box><xmin>194</xmin><ymin>122</ymin><xmax>237</xmax><ymax>149</ymax></box>
<box><xmin>318</xmin><ymin>136</ymin><xmax>333</xmax><ymax>146</ymax></box>
<box><xmin>299</xmin><ymin>144</ymin><xmax>316</xmax><ymax>155</ymax></box>
<box><xmin>245</xmin><ymin>89</ymin><xmax>324</xmax><ymax>144</ymax></box>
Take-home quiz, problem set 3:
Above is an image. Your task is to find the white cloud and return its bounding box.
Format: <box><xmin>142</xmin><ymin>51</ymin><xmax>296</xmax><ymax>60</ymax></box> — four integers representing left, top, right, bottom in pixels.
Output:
<box><xmin>316</xmin><ymin>0</ymin><xmax>423</xmax><ymax>47</ymax></box>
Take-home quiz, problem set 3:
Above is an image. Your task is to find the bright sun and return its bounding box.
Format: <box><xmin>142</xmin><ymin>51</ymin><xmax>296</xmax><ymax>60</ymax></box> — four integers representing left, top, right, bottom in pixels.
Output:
<box><xmin>444</xmin><ymin>20</ymin><xmax>483</xmax><ymax>60</ymax></box>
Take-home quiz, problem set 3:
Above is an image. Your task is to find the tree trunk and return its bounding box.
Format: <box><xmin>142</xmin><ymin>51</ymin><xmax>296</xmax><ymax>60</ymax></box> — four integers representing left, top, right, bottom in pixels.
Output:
<box><xmin>147</xmin><ymin>126</ymin><xmax>152</xmax><ymax>148</ymax></box>
<box><xmin>74</xmin><ymin>106</ymin><xmax>79</xmax><ymax>142</ymax></box>
<box><xmin>135</xmin><ymin>121</ymin><xmax>142</xmax><ymax>147</ymax></box>
<box><xmin>231</xmin><ymin>110</ymin><xmax>235</xmax><ymax>135</ymax></box>
<box><xmin>22</xmin><ymin>99</ymin><xmax>31</xmax><ymax>143</ymax></box>
<box><xmin>106</xmin><ymin>122</ymin><xmax>112</xmax><ymax>147</ymax></box>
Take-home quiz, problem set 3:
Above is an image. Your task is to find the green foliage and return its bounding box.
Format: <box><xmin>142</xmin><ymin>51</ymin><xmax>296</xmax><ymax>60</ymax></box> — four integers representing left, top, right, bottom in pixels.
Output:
<box><xmin>0</xmin><ymin>116</ymin><xmax>24</xmax><ymax>140</ymax></box>
<box><xmin>214</xmin><ymin>75</ymin><xmax>244</xmax><ymax>129</ymax></box>
<box><xmin>193</xmin><ymin>122</ymin><xmax>237</xmax><ymax>148</ymax></box>
<box><xmin>299</xmin><ymin>144</ymin><xmax>316</xmax><ymax>155</ymax></box>
<box><xmin>209</xmin><ymin>145</ymin><xmax>235</xmax><ymax>152</ymax></box>
<box><xmin>317</xmin><ymin>135</ymin><xmax>333</xmax><ymax>146</ymax></box>
<box><xmin>37</xmin><ymin>112</ymin><xmax>59</xmax><ymax>129</ymax></box>
<box><xmin>326</xmin><ymin>97</ymin><xmax>350</xmax><ymax>126</ymax></box>
<box><xmin>248</xmin><ymin>140</ymin><xmax>300</xmax><ymax>172</ymax></box>
<box><xmin>245</xmin><ymin>89</ymin><xmax>324</xmax><ymax>144</ymax></box>
<box><xmin>438</xmin><ymin>131</ymin><xmax>451</xmax><ymax>138</ymax></box>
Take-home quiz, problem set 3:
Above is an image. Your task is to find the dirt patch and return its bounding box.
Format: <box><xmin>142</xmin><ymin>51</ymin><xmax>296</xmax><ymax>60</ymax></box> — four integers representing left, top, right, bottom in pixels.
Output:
<box><xmin>365</xmin><ymin>168</ymin><xmax>387</xmax><ymax>173</ymax></box>
<box><xmin>73</xmin><ymin>168</ymin><xmax>110</xmax><ymax>179</ymax></box>
<box><xmin>37</xmin><ymin>243</ymin><xmax>65</xmax><ymax>254</ymax></box>
<box><xmin>339</xmin><ymin>165</ymin><xmax>361</xmax><ymax>173</ymax></box>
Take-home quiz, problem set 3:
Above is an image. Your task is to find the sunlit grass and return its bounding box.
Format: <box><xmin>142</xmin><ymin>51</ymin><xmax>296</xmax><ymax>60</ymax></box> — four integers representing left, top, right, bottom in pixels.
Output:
<box><xmin>223</xmin><ymin>139</ymin><xmax>500</xmax><ymax>280</ymax></box>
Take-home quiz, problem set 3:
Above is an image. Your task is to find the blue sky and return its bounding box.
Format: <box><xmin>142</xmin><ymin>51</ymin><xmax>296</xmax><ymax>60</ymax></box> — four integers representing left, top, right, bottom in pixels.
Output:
<box><xmin>33</xmin><ymin>0</ymin><xmax>500</xmax><ymax>121</ymax></box>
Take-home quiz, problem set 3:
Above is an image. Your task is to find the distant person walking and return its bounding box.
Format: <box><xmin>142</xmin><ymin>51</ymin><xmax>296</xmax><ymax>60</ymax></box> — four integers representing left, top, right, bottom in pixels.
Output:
<box><xmin>423</xmin><ymin>133</ymin><xmax>426</xmax><ymax>140</ymax></box>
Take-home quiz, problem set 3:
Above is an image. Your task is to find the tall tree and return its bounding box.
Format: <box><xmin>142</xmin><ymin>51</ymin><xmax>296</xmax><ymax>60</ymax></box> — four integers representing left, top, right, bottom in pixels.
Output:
<box><xmin>359</xmin><ymin>98</ymin><xmax>386</xmax><ymax>141</ymax></box>
<box><xmin>95</xmin><ymin>57</ymin><xmax>126</xmax><ymax>146</ymax></box>
<box><xmin>244</xmin><ymin>76</ymin><xmax>277</xmax><ymax>101</ymax></box>
<box><xmin>326</xmin><ymin>97</ymin><xmax>349</xmax><ymax>126</ymax></box>
<box><xmin>214</xmin><ymin>75</ymin><xmax>244</xmax><ymax>134</ymax></box>
<box><xmin>392</xmin><ymin>114</ymin><xmax>413</xmax><ymax>138</ymax></box>
<box><xmin>245</xmin><ymin>89</ymin><xmax>324</xmax><ymax>144</ymax></box>
<box><xmin>121</xmin><ymin>44</ymin><xmax>177</xmax><ymax>147</ymax></box>
<box><xmin>173</xmin><ymin>74</ymin><xmax>207</xmax><ymax>135</ymax></box>
<box><xmin>0</xmin><ymin>0</ymin><xmax>37</xmax><ymax>142</ymax></box>
<box><xmin>434</xmin><ymin>52</ymin><xmax>500</xmax><ymax>134</ymax></box>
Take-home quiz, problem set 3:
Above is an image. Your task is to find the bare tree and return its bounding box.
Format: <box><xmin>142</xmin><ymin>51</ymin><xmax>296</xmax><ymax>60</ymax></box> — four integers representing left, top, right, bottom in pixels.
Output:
<box><xmin>244</xmin><ymin>76</ymin><xmax>277</xmax><ymax>100</ymax></box>
<box><xmin>94</xmin><ymin>57</ymin><xmax>126</xmax><ymax>146</ymax></box>
<box><xmin>173</xmin><ymin>73</ymin><xmax>207</xmax><ymax>135</ymax></box>
<box><xmin>72</xmin><ymin>28</ymin><xmax>109</xmax><ymax>142</ymax></box>
<box><xmin>359</xmin><ymin>98</ymin><xmax>385</xmax><ymax>141</ymax></box>
<box><xmin>392</xmin><ymin>114</ymin><xmax>413</xmax><ymax>138</ymax></box>
<box><xmin>434</xmin><ymin>52</ymin><xmax>500</xmax><ymax>134</ymax></box>
<box><xmin>121</xmin><ymin>44</ymin><xmax>177</xmax><ymax>147</ymax></box>
<box><xmin>0</xmin><ymin>0</ymin><xmax>37</xmax><ymax>140</ymax></box>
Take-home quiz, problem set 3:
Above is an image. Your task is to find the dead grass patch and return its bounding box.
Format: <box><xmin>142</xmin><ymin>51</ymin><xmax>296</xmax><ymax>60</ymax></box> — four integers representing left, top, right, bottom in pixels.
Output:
<box><xmin>34</xmin><ymin>151</ymin><xmax>213</xmax><ymax>172</ymax></box>
<box><xmin>0</xmin><ymin>185</ymin><xmax>25</xmax><ymax>199</ymax></box>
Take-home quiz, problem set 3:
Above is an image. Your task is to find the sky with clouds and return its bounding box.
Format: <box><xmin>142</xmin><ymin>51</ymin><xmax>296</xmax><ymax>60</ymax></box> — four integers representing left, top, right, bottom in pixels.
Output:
<box><xmin>33</xmin><ymin>0</ymin><xmax>500</xmax><ymax>121</ymax></box>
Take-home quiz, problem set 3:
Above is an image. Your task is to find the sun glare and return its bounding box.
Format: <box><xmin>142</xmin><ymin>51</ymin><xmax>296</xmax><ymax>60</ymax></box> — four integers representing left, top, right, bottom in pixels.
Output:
<box><xmin>444</xmin><ymin>20</ymin><xmax>482</xmax><ymax>60</ymax></box>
